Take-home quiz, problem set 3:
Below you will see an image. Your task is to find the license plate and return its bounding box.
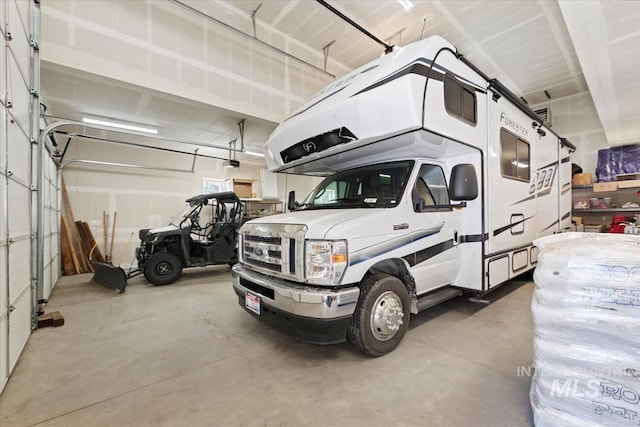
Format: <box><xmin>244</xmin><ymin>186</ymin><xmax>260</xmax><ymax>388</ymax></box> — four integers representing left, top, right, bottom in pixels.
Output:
<box><xmin>245</xmin><ymin>292</ymin><xmax>261</xmax><ymax>315</ymax></box>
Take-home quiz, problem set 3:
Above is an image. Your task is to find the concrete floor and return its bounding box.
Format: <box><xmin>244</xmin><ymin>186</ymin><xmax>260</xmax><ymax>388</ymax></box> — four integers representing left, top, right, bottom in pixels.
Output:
<box><xmin>0</xmin><ymin>267</ymin><xmax>535</xmax><ymax>427</ymax></box>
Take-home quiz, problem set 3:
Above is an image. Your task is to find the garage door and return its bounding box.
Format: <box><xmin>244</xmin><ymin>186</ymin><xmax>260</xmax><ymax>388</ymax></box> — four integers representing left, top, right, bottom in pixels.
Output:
<box><xmin>1</xmin><ymin>0</ymin><xmax>36</xmax><ymax>392</ymax></box>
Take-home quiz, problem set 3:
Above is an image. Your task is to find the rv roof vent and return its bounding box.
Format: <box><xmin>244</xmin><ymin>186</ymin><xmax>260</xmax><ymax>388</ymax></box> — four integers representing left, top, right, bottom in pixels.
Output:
<box><xmin>534</xmin><ymin>107</ymin><xmax>552</xmax><ymax>127</ymax></box>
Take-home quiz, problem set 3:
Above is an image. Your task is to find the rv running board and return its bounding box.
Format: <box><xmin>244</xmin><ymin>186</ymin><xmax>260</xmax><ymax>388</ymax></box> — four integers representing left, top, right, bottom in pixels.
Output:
<box><xmin>416</xmin><ymin>287</ymin><xmax>463</xmax><ymax>312</ymax></box>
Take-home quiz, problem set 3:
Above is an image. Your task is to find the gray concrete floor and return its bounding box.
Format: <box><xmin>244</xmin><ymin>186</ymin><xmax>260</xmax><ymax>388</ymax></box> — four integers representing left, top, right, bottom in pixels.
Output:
<box><xmin>1</xmin><ymin>267</ymin><xmax>535</xmax><ymax>427</ymax></box>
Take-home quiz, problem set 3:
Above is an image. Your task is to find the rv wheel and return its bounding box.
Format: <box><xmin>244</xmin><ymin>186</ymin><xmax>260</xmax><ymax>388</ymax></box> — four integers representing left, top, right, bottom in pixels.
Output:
<box><xmin>143</xmin><ymin>252</ymin><xmax>183</xmax><ymax>286</ymax></box>
<box><xmin>347</xmin><ymin>274</ymin><xmax>410</xmax><ymax>357</ymax></box>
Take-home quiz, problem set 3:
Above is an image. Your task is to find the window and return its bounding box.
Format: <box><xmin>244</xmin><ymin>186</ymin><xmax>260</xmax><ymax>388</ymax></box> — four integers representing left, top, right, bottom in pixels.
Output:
<box><xmin>412</xmin><ymin>164</ymin><xmax>450</xmax><ymax>212</ymax></box>
<box><xmin>500</xmin><ymin>128</ymin><xmax>530</xmax><ymax>181</ymax></box>
<box><xmin>202</xmin><ymin>178</ymin><xmax>224</xmax><ymax>194</ymax></box>
<box><xmin>444</xmin><ymin>75</ymin><xmax>477</xmax><ymax>125</ymax></box>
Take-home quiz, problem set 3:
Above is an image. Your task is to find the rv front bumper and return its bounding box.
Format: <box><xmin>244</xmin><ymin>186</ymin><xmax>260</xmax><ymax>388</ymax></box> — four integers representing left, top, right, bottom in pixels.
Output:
<box><xmin>232</xmin><ymin>264</ymin><xmax>360</xmax><ymax>344</ymax></box>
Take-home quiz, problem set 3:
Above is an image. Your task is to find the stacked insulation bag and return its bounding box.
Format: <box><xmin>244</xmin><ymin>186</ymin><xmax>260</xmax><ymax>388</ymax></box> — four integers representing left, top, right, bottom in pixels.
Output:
<box><xmin>530</xmin><ymin>232</ymin><xmax>640</xmax><ymax>426</ymax></box>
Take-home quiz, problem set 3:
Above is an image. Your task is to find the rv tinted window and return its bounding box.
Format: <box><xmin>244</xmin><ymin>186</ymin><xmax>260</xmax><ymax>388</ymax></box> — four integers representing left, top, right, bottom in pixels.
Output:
<box><xmin>444</xmin><ymin>75</ymin><xmax>477</xmax><ymax>125</ymax></box>
<box><xmin>500</xmin><ymin>128</ymin><xmax>530</xmax><ymax>182</ymax></box>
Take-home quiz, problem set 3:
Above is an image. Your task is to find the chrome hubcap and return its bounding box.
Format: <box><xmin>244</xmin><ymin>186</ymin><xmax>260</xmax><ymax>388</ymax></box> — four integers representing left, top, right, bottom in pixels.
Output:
<box><xmin>370</xmin><ymin>291</ymin><xmax>404</xmax><ymax>341</ymax></box>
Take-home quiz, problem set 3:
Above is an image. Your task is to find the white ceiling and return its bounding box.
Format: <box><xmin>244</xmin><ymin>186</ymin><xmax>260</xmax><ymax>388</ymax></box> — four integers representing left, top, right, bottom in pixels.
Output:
<box><xmin>40</xmin><ymin>0</ymin><xmax>640</xmax><ymax>160</ymax></box>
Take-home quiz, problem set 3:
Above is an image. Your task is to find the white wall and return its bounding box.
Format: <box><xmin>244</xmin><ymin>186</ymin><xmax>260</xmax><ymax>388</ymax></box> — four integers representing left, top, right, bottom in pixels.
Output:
<box><xmin>40</xmin><ymin>0</ymin><xmax>348</xmax><ymax>123</ymax></box>
<box><xmin>62</xmin><ymin>138</ymin><xmax>322</xmax><ymax>267</ymax></box>
<box><xmin>534</xmin><ymin>92</ymin><xmax>608</xmax><ymax>178</ymax></box>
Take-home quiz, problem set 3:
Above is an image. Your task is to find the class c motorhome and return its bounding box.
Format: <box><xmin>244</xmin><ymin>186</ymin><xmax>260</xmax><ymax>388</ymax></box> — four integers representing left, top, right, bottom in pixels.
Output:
<box><xmin>232</xmin><ymin>35</ymin><xmax>574</xmax><ymax>356</ymax></box>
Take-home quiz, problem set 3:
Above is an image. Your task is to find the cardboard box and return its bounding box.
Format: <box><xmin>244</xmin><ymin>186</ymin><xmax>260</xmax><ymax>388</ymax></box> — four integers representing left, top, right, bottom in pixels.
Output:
<box><xmin>230</xmin><ymin>178</ymin><xmax>254</xmax><ymax>198</ymax></box>
<box><xmin>571</xmin><ymin>216</ymin><xmax>583</xmax><ymax>225</ymax></box>
<box><xmin>617</xmin><ymin>179</ymin><xmax>640</xmax><ymax>189</ymax></box>
<box><xmin>593</xmin><ymin>182</ymin><xmax>618</xmax><ymax>192</ymax></box>
<box><xmin>572</xmin><ymin>173</ymin><xmax>592</xmax><ymax>185</ymax></box>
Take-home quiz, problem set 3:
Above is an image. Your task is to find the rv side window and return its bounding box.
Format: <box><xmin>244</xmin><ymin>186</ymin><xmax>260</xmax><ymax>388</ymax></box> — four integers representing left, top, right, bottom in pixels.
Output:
<box><xmin>444</xmin><ymin>75</ymin><xmax>477</xmax><ymax>125</ymax></box>
<box><xmin>412</xmin><ymin>165</ymin><xmax>450</xmax><ymax>212</ymax></box>
<box><xmin>500</xmin><ymin>128</ymin><xmax>530</xmax><ymax>181</ymax></box>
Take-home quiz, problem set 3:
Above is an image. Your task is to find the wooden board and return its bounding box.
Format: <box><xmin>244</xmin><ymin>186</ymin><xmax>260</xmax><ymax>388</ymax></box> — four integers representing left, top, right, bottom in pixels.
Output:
<box><xmin>79</xmin><ymin>221</ymin><xmax>104</xmax><ymax>263</ymax></box>
<box><xmin>61</xmin><ymin>215</ymin><xmax>80</xmax><ymax>275</ymax></box>
<box><xmin>61</xmin><ymin>177</ymin><xmax>91</xmax><ymax>273</ymax></box>
<box><xmin>60</xmin><ymin>216</ymin><xmax>75</xmax><ymax>275</ymax></box>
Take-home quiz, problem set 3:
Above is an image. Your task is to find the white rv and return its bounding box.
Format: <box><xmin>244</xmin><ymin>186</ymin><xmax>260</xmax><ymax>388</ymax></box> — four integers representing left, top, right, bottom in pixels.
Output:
<box><xmin>232</xmin><ymin>36</ymin><xmax>574</xmax><ymax>356</ymax></box>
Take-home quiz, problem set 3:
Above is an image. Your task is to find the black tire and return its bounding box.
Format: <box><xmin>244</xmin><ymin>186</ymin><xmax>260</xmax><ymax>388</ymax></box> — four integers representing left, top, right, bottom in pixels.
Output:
<box><xmin>347</xmin><ymin>274</ymin><xmax>411</xmax><ymax>357</ymax></box>
<box><xmin>143</xmin><ymin>252</ymin><xmax>183</xmax><ymax>286</ymax></box>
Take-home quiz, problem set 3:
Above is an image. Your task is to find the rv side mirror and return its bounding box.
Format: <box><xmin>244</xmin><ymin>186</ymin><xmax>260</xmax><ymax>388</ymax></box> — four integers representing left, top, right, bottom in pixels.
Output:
<box><xmin>288</xmin><ymin>190</ymin><xmax>296</xmax><ymax>211</ymax></box>
<box><xmin>449</xmin><ymin>164</ymin><xmax>478</xmax><ymax>201</ymax></box>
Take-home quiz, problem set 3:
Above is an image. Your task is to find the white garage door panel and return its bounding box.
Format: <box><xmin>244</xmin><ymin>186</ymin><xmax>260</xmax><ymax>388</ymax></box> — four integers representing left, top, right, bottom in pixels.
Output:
<box><xmin>0</xmin><ymin>108</ymin><xmax>6</xmax><ymax>169</ymax></box>
<box><xmin>7</xmin><ymin>55</ymin><xmax>31</xmax><ymax>133</ymax></box>
<box><xmin>12</xmin><ymin>0</ymin><xmax>30</xmax><ymax>30</ymax></box>
<box><xmin>8</xmin><ymin>238</ymin><xmax>30</xmax><ymax>301</ymax></box>
<box><xmin>0</xmin><ymin>245</ymin><xmax>7</xmax><ymax>314</ymax></box>
<box><xmin>7</xmin><ymin>124</ymin><xmax>30</xmax><ymax>187</ymax></box>
<box><xmin>9</xmin><ymin>288</ymin><xmax>32</xmax><ymax>372</ymax></box>
<box><xmin>8</xmin><ymin>181</ymin><xmax>30</xmax><ymax>236</ymax></box>
<box><xmin>0</xmin><ymin>12</ymin><xmax>5</xmax><ymax>101</ymax></box>
<box><xmin>0</xmin><ymin>314</ymin><xmax>7</xmax><ymax>392</ymax></box>
<box><xmin>7</xmin><ymin>0</ymin><xmax>31</xmax><ymax>77</ymax></box>
<box><xmin>0</xmin><ymin>174</ymin><xmax>5</xmax><ymax>241</ymax></box>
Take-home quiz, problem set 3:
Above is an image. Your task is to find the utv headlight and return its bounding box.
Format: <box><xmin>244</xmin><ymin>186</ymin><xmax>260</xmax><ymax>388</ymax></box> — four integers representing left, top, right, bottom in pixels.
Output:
<box><xmin>305</xmin><ymin>240</ymin><xmax>348</xmax><ymax>285</ymax></box>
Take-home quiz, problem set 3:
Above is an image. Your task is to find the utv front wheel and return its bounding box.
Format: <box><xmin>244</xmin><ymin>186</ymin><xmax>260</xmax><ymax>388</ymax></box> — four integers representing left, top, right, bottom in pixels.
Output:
<box><xmin>144</xmin><ymin>252</ymin><xmax>183</xmax><ymax>286</ymax></box>
<box><xmin>347</xmin><ymin>274</ymin><xmax>410</xmax><ymax>357</ymax></box>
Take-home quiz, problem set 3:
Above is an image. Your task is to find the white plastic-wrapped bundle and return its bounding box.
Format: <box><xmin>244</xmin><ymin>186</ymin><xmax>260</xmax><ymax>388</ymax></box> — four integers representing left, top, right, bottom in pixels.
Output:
<box><xmin>530</xmin><ymin>232</ymin><xmax>640</xmax><ymax>427</ymax></box>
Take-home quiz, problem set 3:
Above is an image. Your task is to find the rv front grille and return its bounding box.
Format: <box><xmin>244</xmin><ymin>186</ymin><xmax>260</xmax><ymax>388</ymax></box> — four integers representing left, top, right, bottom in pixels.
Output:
<box><xmin>241</xmin><ymin>224</ymin><xmax>307</xmax><ymax>282</ymax></box>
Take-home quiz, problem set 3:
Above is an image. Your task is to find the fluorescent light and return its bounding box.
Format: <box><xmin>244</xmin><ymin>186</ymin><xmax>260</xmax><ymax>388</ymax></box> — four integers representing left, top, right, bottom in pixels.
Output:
<box><xmin>245</xmin><ymin>150</ymin><xmax>265</xmax><ymax>158</ymax></box>
<box><xmin>82</xmin><ymin>117</ymin><xmax>158</xmax><ymax>134</ymax></box>
<box><xmin>398</xmin><ymin>0</ymin><xmax>414</xmax><ymax>12</ymax></box>
<box><xmin>511</xmin><ymin>161</ymin><xmax>529</xmax><ymax>168</ymax></box>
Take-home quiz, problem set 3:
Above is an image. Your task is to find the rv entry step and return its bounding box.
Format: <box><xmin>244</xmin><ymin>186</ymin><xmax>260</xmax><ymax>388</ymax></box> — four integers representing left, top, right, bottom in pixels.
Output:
<box><xmin>416</xmin><ymin>287</ymin><xmax>463</xmax><ymax>312</ymax></box>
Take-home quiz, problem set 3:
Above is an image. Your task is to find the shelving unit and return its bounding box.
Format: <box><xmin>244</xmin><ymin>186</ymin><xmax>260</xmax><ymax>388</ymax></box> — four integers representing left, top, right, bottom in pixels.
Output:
<box><xmin>572</xmin><ymin>184</ymin><xmax>640</xmax><ymax>228</ymax></box>
<box><xmin>242</xmin><ymin>199</ymin><xmax>283</xmax><ymax>219</ymax></box>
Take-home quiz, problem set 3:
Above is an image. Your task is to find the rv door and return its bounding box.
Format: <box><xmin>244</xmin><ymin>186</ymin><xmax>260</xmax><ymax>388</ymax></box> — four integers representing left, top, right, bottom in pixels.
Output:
<box><xmin>407</xmin><ymin>162</ymin><xmax>462</xmax><ymax>295</ymax></box>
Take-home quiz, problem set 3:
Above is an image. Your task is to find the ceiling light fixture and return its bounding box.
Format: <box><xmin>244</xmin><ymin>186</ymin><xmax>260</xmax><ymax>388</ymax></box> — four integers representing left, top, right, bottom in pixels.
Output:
<box><xmin>223</xmin><ymin>159</ymin><xmax>240</xmax><ymax>168</ymax></box>
<box><xmin>81</xmin><ymin>117</ymin><xmax>158</xmax><ymax>135</ymax></box>
<box><xmin>245</xmin><ymin>150</ymin><xmax>265</xmax><ymax>157</ymax></box>
<box><xmin>397</xmin><ymin>0</ymin><xmax>414</xmax><ymax>13</ymax></box>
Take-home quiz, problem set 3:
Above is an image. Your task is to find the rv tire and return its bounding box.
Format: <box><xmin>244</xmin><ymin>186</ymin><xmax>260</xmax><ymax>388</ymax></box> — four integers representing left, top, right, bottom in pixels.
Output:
<box><xmin>348</xmin><ymin>274</ymin><xmax>410</xmax><ymax>356</ymax></box>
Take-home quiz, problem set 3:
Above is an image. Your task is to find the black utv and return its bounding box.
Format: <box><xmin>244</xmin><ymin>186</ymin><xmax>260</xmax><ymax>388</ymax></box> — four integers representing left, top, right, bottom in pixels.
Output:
<box><xmin>92</xmin><ymin>192</ymin><xmax>244</xmax><ymax>292</ymax></box>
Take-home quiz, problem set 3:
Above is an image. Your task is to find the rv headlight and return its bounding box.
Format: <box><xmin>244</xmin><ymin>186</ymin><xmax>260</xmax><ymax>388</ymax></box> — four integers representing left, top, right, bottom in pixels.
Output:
<box><xmin>305</xmin><ymin>240</ymin><xmax>348</xmax><ymax>285</ymax></box>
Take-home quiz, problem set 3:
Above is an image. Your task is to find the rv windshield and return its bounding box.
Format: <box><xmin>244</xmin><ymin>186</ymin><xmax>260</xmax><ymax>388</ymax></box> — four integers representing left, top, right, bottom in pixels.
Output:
<box><xmin>300</xmin><ymin>161</ymin><xmax>414</xmax><ymax>209</ymax></box>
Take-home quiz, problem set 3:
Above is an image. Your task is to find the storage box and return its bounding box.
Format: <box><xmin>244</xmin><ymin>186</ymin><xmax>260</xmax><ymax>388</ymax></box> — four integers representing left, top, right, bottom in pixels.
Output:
<box><xmin>590</xmin><ymin>197</ymin><xmax>611</xmax><ymax>209</ymax></box>
<box><xmin>617</xmin><ymin>179</ymin><xmax>640</xmax><ymax>189</ymax></box>
<box><xmin>572</xmin><ymin>173</ymin><xmax>592</xmax><ymax>185</ymax></box>
<box><xmin>583</xmin><ymin>224</ymin><xmax>606</xmax><ymax>233</ymax></box>
<box><xmin>571</xmin><ymin>216</ymin><xmax>583</xmax><ymax>225</ymax></box>
<box><xmin>572</xmin><ymin>199</ymin><xmax>590</xmax><ymax>209</ymax></box>
<box><xmin>230</xmin><ymin>178</ymin><xmax>254</xmax><ymax>198</ymax></box>
<box><xmin>593</xmin><ymin>181</ymin><xmax>617</xmax><ymax>192</ymax></box>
